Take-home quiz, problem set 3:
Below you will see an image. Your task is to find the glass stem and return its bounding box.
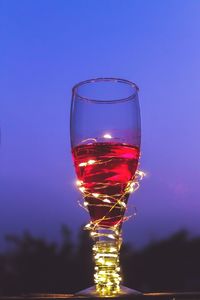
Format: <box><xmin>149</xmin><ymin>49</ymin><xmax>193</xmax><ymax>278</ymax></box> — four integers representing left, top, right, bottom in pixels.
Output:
<box><xmin>92</xmin><ymin>230</ymin><xmax>122</xmax><ymax>296</ymax></box>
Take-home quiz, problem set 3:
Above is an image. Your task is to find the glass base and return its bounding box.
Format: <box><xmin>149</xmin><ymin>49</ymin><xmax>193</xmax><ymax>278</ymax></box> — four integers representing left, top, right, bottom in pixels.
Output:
<box><xmin>75</xmin><ymin>285</ymin><xmax>142</xmax><ymax>297</ymax></box>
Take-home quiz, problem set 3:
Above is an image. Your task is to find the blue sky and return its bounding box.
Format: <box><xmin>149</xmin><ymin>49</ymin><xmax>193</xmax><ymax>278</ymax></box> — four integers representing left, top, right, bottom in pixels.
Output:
<box><xmin>1</xmin><ymin>0</ymin><xmax>200</xmax><ymax>248</ymax></box>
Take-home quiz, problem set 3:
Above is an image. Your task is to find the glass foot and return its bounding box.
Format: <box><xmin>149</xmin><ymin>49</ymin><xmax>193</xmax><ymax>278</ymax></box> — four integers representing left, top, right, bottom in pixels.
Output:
<box><xmin>75</xmin><ymin>285</ymin><xmax>142</xmax><ymax>297</ymax></box>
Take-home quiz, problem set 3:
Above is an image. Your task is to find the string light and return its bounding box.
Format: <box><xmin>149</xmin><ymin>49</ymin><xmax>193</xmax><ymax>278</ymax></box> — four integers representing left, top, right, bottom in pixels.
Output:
<box><xmin>93</xmin><ymin>241</ymin><xmax>121</xmax><ymax>296</ymax></box>
<box><xmin>76</xmin><ymin>165</ymin><xmax>146</xmax><ymax>231</ymax></box>
<box><xmin>75</xmin><ymin>152</ymin><xmax>146</xmax><ymax>296</ymax></box>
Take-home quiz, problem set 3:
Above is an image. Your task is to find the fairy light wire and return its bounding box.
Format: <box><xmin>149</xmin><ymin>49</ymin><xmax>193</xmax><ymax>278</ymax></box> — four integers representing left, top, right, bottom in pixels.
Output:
<box><xmin>76</xmin><ymin>168</ymin><xmax>146</xmax><ymax>232</ymax></box>
<box><xmin>74</xmin><ymin>138</ymin><xmax>146</xmax><ymax>296</ymax></box>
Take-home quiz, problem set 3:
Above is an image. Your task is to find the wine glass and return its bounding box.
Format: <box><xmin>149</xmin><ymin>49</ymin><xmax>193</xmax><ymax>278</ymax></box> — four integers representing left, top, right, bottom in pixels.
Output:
<box><xmin>70</xmin><ymin>78</ymin><xmax>142</xmax><ymax>297</ymax></box>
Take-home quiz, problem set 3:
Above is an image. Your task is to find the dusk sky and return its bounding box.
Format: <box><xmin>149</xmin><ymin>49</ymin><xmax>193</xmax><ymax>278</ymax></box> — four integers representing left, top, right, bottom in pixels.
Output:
<box><xmin>1</xmin><ymin>0</ymin><xmax>200</xmax><ymax>249</ymax></box>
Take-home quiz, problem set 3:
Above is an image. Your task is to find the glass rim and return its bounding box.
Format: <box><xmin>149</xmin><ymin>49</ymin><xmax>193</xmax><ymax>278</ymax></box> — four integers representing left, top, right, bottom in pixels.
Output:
<box><xmin>72</xmin><ymin>77</ymin><xmax>139</xmax><ymax>103</ymax></box>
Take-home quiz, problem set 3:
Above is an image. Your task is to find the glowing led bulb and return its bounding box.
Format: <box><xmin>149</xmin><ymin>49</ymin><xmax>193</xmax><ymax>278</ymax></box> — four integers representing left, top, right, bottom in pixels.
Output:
<box><xmin>79</xmin><ymin>187</ymin><xmax>85</xmax><ymax>193</ymax></box>
<box><xmin>109</xmin><ymin>247</ymin><xmax>117</xmax><ymax>252</ymax></box>
<box><xmin>130</xmin><ymin>182</ymin><xmax>134</xmax><ymax>188</ymax></box>
<box><xmin>92</xmin><ymin>193</ymin><xmax>100</xmax><ymax>198</ymax></box>
<box><xmin>103</xmin><ymin>133</ymin><xmax>112</xmax><ymax>139</ymax></box>
<box><xmin>76</xmin><ymin>180</ymin><xmax>82</xmax><ymax>187</ymax></box>
<box><xmin>98</xmin><ymin>258</ymin><xmax>105</xmax><ymax>264</ymax></box>
<box><xmin>79</xmin><ymin>162</ymin><xmax>87</xmax><ymax>167</ymax></box>
<box><xmin>107</xmin><ymin>234</ymin><xmax>115</xmax><ymax>239</ymax></box>
<box><xmin>85</xmin><ymin>223</ymin><xmax>92</xmax><ymax>229</ymax></box>
<box><xmin>118</xmin><ymin>201</ymin><xmax>126</xmax><ymax>208</ymax></box>
<box><xmin>88</xmin><ymin>159</ymin><xmax>96</xmax><ymax>165</ymax></box>
<box><xmin>129</xmin><ymin>187</ymin><xmax>134</xmax><ymax>193</ymax></box>
<box><xmin>103</xmin><ymin>198</ymin><xmax>111</xmax><ymax>203</ymax></box>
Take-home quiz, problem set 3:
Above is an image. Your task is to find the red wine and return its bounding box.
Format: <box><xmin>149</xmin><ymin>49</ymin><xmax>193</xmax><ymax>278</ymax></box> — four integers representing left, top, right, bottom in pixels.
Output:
<box><xmin>72</xmin><ymin>142</ymin><xmax>140</xmax><ymax>228</ymax></box>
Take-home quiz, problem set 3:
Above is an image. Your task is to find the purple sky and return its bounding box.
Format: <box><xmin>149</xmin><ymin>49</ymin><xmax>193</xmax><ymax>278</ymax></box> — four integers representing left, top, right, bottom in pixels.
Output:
<box><xmin>1</xmin><ymin>0</ymin><xmax>200</xmax><ymax>249</ymax></box>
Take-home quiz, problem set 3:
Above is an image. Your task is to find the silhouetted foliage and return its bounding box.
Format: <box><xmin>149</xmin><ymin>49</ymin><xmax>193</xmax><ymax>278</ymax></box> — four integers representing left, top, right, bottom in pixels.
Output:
<box><xmin>0</xmin><ymin>227</ymin><xmax>200</xmax><ymax>295</ymax></box>
<box><xmin>122</xmin><ymin>230</ymin><xmax>200</xmax><ymax>292</ymax></box>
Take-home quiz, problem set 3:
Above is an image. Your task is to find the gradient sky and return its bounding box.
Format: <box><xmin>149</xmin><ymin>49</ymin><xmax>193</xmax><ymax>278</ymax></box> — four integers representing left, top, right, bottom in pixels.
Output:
<box><xmin>1</xmin><ymin>0</ymin><xmax>200</xmax><ymax>249</ymax></box>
